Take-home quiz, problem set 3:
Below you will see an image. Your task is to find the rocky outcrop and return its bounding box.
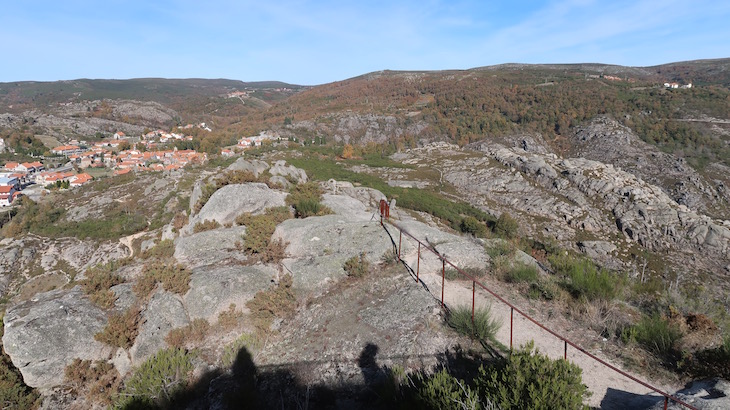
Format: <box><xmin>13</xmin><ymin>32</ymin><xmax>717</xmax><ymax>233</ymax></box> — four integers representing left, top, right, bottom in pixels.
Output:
<box><xmin>273</xmin><ymin>216</ymin><xmax>392</xmax><ymax>295</ymax></box>
<box><xmin>174</xmin><ymin>226</ymin><xmax>248</xmax><ymax>269</ymax></box>
<box><xmin>129</xmin><ymin>290</ymin><xmax>189</xmax><ymax>364</ymax></box>
<box><xmin>2</xmin><ymin>287</ymin><xmax>111</xmax><ymax>389</ymax></box>
<box><xmin>269</xmin><ymin>160</ymin><xmax>308</xmax><ymax>184</ymax></box>
<box><xmin>185</xmin><ymin>265</ymin><xmax>277</xmax><ymax>321</ymax></box>
<box><xmin>226</xmin><ymin>158</ymin><xmax>270</xmax><ymax>177</ymax></box>
<box><xmin>184</xmin><ymin>183</ymin><xmax>287</xmax><ymax>234</ymax></box>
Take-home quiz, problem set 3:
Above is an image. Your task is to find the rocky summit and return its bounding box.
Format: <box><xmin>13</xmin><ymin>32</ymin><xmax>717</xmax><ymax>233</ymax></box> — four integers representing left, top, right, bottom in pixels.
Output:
<box><xmin>1</xmin><ymin>63</ymin><xmax>730</xmax><ymax>408</ymax></box>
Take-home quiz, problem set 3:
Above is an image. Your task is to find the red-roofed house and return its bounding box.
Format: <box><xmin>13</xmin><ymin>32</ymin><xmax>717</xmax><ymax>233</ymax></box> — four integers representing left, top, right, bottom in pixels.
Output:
<box><xmin>0</xmin><ymin>185</ymin><xmax>17</xmax><ymax>206</ymax></box>
<box><xmin>70</xmin><ymin>173</ymin><xmax>93</xmax><ymax>187</ymax></box>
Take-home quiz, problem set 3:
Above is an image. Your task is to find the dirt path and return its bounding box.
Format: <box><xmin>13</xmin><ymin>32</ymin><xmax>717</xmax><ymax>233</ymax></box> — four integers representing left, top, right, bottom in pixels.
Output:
<box><xmin>396</xmin><ymin>237</ymin><xmax>683</xmax><ymax>409</ymax></box>
<box><xmin>119</xmin><ymin>231</ymin><xmax>148</xmax><ymax>258</ymax></box>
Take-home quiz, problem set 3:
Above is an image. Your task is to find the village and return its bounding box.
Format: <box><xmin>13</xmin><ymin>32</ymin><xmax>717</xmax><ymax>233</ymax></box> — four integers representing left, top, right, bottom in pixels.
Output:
<box><xmin>0</xmin><ymin>124</ymin><xmax>280</xmax><ymax>207</ymax></box>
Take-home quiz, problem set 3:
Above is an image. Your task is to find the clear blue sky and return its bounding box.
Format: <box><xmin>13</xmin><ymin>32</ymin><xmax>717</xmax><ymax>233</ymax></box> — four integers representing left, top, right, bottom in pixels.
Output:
<box><xmin>1</xmin><ymin>0</ymin><xmax>728</xmax><ymax>85</ymax></box>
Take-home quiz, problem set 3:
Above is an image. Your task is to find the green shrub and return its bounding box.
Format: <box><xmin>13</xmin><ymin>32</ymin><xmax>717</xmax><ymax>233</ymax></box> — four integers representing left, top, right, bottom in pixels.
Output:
<box><xmin>550</xmin><ymin>254</ymin><xmax>622</xmax><ymax>301</ymax></box>
<box><xmin>504</xmin><ymin>263</ymin><xmax>538</xmax><ymax>284</ymax></box>
<box><xmin>80</xmin><ymin>263</ymin><xmax>124</xmax><ymax>309</ymax></box>
<box><xmin>447</xmin><ymin>305</ymin><xmax>501</xmax><ymax>343</ymax></box>
<box><xmin>95</xmin><ymin>307</ymin><xmax>141</xmax><ymax>349</ymax></box>
<box><xmin>477</xmin><ymin>341</ymin><xmax>590</xmax><ymax>409</ymax></box>
<box><xmin>286</xmin><ymin>182</ymin><xmax>331</xmax><ymax>218</ymax></box>
<box><xmin>486</xmin><ymin>240</ymin><xmax>515</xmax><ymax>259</ymax></box>
<box><xmin>415</xmin><ymin>369</ymin><xmax>481</xmax><ymax>410</ymax></box>
<box><xmin>527</xmin><ymin>280</ymin><xmax>557</xmax><ymax>301</ymax></box>
<box><xmin>633</xmin><ymin>314</ymin><xmax>683</xmax><ymax>356</ymax></box>
<box><xmin>344</xmin><ymin>253</ymin><xmax>370</xmax><ymax>278</ymax></box>
<box><xmin>493</xmin><ymin>212</ymin><xmax>519</xmax><ymax>239</ymax></box>
<box><xmin>444</xmin><ymin>266</ymin><xmax>484</xmax><ymax>281</ymax></box>
<box><xmin>193</xmin><ymin>219</ymin><xmax>221</xmax><ymax>233</ymax></box>
<box><xmin>114</xmin><ymin>348</ymin><xmax>195</xmax><ymax>409</ymax></box>
<box><xmin>460</xmin><ymin>216</ymin><xmax>488</xmax><ymax>237</ymax></box>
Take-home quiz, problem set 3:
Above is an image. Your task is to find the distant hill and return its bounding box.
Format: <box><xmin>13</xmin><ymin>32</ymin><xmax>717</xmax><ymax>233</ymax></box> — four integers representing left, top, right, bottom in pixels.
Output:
<box><xmin>0</xmin><ymin>78</ymin><xmax>306</xmax><ymax>117</ymax></box>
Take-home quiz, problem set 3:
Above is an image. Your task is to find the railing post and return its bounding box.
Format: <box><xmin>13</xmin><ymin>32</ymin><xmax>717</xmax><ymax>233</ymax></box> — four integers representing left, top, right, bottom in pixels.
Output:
<box><xmin>663</xmin><ymin>397</ymin><xmax>668</xmax><ymax>410</ymax></box>
<box><xmin>441</xmin><ymin>259</ymin><xmax>445</xmax><ymax>308</ymax></box>
<box><xmin>564</xmin><ymin>340</ymin><xmax>567</xmax><ymax>360</ymax></box>
<box><xmin>398</xmin><ymin>230</ymin><xmax>402</xmax><ymax>260</ymax></box>
<box><xmin>416</xmin><ymin>242</ymin><xmax>421</xmax><ymax>283</ymax></box>
<box><xmin>471</xmin><ymin>281</ymin><xmax>475</xmax><ymax>323</ymax></box>
<box><xmin>510</xmin><ymin>307</ymin><xmax>514</xmax><ymax>350</ymax></box>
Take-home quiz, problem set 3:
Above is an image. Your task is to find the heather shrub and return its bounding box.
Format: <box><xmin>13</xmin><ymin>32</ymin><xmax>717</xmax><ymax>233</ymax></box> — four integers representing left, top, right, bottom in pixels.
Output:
<box><xmin>64</xmin><ymin>359</ymin><xmax>120</xmax><ymax>406</ymax></box>
<box><xmin>246</xmin><ymin>274</ymin><xmax>297</xmax><ymax>333</ymax></box>
<box><xmin>165</xmin><ymin>319</ymin><xmax>210</xmax><ymax>348</ymax></box>
<box><xmin>95</xmin><ymin>306</ymin><xmax>141</xmax><ymax>349</ymax></box>
<box><xmin>134</xmin><ymin>259</ymin><xmax>190</xmax><ymax>298</ymax></box>
<box><xmin>142</xmin><ymin>239</ymin><xmax>175</xmax><ymax>259</ymax></box>
<box><xmin>193</xmin><ymin>219</ymin><xmax>221</xmax><ymax>233</ymax></box>
<box><xmin>80</xmin><ymin>263</ymin><xmax>124</xmax><ymax>309</ymax></box>
<box><xmin>217</xmin><ymin>304</ymin><xmax>244</xmax><ymax>331</ymax></box>
<box><xmin>344</xmin><ymin>253</ymin><xmax>370</xmax><ymax>278</ymax></box>
<box><xmin>550</xmin><ymin>254</ymin><xmax>622</xmax><ymax>301</ymax></box>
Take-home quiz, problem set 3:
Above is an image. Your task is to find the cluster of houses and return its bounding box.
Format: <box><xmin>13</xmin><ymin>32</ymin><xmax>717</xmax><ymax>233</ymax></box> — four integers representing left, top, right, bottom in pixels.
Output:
<box><xmin>1</xmin><ymin>161</ymin><xmax>43</xmax><ymax>206</ymax></box>
<box><xmin>51</xmin><ymin>141</ymin><xmax>208</xmax><ymax>172</ymax></box>
<box><xmin>664</xmin><ymin>82</ymin><xmax>693</xmax><ymax>89</ymax></box>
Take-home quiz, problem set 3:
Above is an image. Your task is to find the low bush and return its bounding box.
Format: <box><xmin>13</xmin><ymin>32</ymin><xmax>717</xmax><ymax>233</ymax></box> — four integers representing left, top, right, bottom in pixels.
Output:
<box><xmin>550</xmin><ymin>254</ymin><xmax>622</xmax><ymax>301</ymax></box>
<box><xmin>460</xmin><ymin>216</ymin><xmax>488</xmax><ymax>237</ymax></box>
<box><xmin>632</xmin><ymin>314</ymin><xmax>683</xmax><ymax>357</ymax></box>
<box><xmin>503</xmin><ymin>263</ymin><xmax>538</xmax><ymax>284</ymax></box>
<box><xmin>142</xmin><ymin>239</ymin><xmax>175</xmax><ymax>259</ymax></box>
<box><xmin>193</xmin><ymin>219</ymin><xmax>221</xmax><ymax>233</ymax></box>
<box><xmin>134</xmin><ymin>259</ymin><xmax>190</xmax><ymax>298</ymax></box>
<box><xmin>443</xmin><ymin>266</ymin><xmax>485</xmax><ymax>281</ymax></box>
<box><xmin>217</xmin><ymin>304</ymin><xmax>244</xmax><ymax>332</ymax></box>
<box><xmin>80</xmin><ymin>263</ymin><xmax>124</xmax><ymax>309</ymax></box>
<box><xmin>165</xmin><ymin>319</ymin><xmax>210</xmax><ymax>348</ymax></box>
<box><xmin>64</xmin><ymin>359</ymin><xmax>120</xmax><ymax>406</ymax></box>
<box><xmin>95</xmin><ymin>306</ymin><xmax>141</xmax><ymax>349</ymax></box>
<box><xmin>344</xmin><ymin>253</ymin><xmax>370</xmax><ymax>278</ymax></box>
<box><xmin>485</xmin><ymin>240</ymin><xmax>515</xmax><ymax>259</ymax></box>
<box><xmin>447</xmin><ymin>305</ymin><xmax>501</xmax><ymax>344</ymax></box>
<box><xmin>527</xmin><ymin>280</ymin><xmax>557</xmax><ymax>301</ymax></box>
<box><xmin>237</xmin><ymin>207</ymin><xmax>292</xmax><ymax>261</ymax></box>
<box><xmin>477</xmin><ymin>341</ymin><xmax>590</xmax><ymax>409</ymax></box>
<box><xmin>414</xmin><ymin>368</ymin><xmax>481</xmax><ymax>410</ymax></box>
<box><xmin>286</xmin><ymin>182</ymin><xmax>332</xmax><ymax>218</ymax></box>
<box><xmin>114</xmin><ymin>348</ymin><xmax>195</xmax><ymax>409</ymax></box>
<box><xmin>246</xmin><ymin>274</ymin><xmax>297</xmax><ymax>334</ymax></box>
<box><xmin>493</xmin><ymin>212</ymin><xmax>519</xmax><ymax>239</ymax></box>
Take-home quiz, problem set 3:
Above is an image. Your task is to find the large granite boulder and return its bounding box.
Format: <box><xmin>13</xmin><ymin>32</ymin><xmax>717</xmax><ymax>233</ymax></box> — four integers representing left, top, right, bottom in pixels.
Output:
<box><xmin>226</xmin><ymin>158</ymin><xmax>270</xmax><ymax>177</ymax></box>
<box><xmin>174</xmin><ymin>226</ymin><xmax>248</xmax><ymax>269</ymax></box>
<box><xmin>2</xmin><ymin>287</ymin><xmax>111</xmax><ymax>389</ymax></box>
<box><xmin>273</xmin><ymin>216</ymin><xmax>392</xmax><ymax>295</ymax></box>
<box><xmin>185</xmin><ymin>264</ymin><xmax>277</xmax><ymax>321</ymax></box>
<box><xmin>129</xmin><ymin>290</ymin><xmax>189</xmax><ymax>365</ymax></box>
<box><xmin>269</xmin><ymin>160</ymin><xmax>308</xmax><ymax>184</ymax></box>
<box><xmin>184</xmin><ymin>183</ymin><xmax>287</xmax><ymax>234</ymax></box>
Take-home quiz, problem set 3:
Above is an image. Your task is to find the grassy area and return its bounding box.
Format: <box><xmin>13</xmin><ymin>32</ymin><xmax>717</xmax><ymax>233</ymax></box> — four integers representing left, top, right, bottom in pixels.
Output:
<box><xmin>286</xmin><ymin>153</ymin><xmax>491</xmax><ymax>229</ymax></box>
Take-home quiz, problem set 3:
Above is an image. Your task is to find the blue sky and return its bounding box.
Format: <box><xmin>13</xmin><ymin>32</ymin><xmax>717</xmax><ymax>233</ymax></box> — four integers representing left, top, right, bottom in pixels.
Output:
<box><xmin>1</xmin><ymin>0</ymin><xmax>728</xmax><ymax>85</ymax></box>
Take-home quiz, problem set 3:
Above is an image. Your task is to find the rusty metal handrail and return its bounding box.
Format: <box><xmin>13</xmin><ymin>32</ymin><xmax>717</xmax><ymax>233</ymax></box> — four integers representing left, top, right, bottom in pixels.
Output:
<box><xmin>381</xmin><ymin>218</ymin><xmax>696</xmax><ymax>410</ymax></box>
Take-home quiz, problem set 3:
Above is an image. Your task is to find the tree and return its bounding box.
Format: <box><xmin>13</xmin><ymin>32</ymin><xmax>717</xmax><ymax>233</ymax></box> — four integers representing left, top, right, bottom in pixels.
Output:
<box><xmin>341</xmin><ymin>144</ymin><xmax>354</xmax><ymax>159</ymax></box>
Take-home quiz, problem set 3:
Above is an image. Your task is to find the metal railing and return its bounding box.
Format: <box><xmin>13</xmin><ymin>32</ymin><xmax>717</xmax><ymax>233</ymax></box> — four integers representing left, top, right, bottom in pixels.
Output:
<box><xmin>380</xmin><ymin>215</ymin><xmax>697</xmax><ymax>410</ymax></box>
